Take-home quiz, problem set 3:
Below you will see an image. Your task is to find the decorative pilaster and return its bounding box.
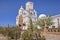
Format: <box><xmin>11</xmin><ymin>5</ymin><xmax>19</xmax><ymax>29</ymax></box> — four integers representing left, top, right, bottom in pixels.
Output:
<box><xmin>57</xmin><ymin>18</ymin><xmax>60</xmax><ymax>28</ymax></box>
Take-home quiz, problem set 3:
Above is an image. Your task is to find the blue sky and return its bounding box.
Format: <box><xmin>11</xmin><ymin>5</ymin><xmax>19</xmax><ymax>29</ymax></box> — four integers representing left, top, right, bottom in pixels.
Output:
<box><xmin>0</xmin><ymin>0</ymin><xmax>60</xmax><ymax>26</ymax></box>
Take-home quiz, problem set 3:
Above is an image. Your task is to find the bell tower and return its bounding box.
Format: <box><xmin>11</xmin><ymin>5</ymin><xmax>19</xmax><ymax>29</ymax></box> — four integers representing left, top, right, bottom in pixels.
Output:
<box><xmin>16</xmin><ymin>6</ymin><xmax>24</xmax><ymax>26</ymax></box>
<box><xmin>26</xmin><ymin>2</ymin><xmax>33</xmax><ymax>10</ymax></box>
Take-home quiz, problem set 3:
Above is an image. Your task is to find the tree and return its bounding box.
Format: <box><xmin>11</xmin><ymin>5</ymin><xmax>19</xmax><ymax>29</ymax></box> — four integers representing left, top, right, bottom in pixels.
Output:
<box><xmin>20</xmin><ymin>18</ymin><xmax>46</xmax><ymax>40</ymax></box>
<box><xmin>36</xmin><ymin>16</ymin><xmax>53</xmax><ymax>28</ymax></box>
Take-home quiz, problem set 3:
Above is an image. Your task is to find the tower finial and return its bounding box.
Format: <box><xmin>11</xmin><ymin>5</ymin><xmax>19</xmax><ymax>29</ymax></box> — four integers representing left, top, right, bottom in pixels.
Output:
<box><xmin>20</xmin><ymin>5</ymin><xmax>24</xmax><ymax>9</ymax></box>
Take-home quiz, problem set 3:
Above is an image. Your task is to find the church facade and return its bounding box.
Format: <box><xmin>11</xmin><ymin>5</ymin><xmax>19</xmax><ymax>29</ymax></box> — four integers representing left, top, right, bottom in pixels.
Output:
<box><xmin>16</xmin><ymin>2</ymin><xmax>60</xmax><ymax>30</ymax></box>
<box><xmin>16</xmin><ymin>2</ymin><xmax>37</xmax><ymax>30</ymax></box>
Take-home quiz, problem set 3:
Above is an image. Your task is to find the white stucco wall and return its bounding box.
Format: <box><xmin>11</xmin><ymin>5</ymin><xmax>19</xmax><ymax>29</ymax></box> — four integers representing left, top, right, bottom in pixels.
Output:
<box><xmin>52</xmin><ymin>15</ymin><xmax>60</xmax><ymax>28</ymax></box>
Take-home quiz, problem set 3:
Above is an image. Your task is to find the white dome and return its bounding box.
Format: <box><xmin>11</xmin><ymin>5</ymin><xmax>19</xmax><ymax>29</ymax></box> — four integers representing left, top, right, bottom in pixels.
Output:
<box><xmin>39</xmin><ymin>14</ymin><xmax>46</xmax><ymax>19</ymax></box>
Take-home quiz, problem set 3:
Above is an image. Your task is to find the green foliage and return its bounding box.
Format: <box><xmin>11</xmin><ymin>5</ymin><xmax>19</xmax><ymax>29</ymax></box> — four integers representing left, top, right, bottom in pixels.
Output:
<box><xmin>20</xmin><ymin>18</ymin><xmax>46</xmax><ymax>40</ymax></box>
<box><xmin>21</xmin><ymin>30</ymin><xmax>42</xmax><ymax>40</ymax></box>
<box><xmin>29</xmin><ymin>18</ymin><xmax>34</xmax><ymax>31</ymax></box>
<box><xmin>36</xmin><ymin>19</ymin><xmax>45</xmax><ymax>27</ymax></box>
<box><xmin>0</xmin><ymin>26</ymin><xmax>20</xmax><ymax>39</ymax></box>
<box><xmin>46</xmin><ymin>17</ymin><xmax>53</xmax><ymax>26</ymax></box>
<box><xmin>36</xmin><ymin>17</ymin><xmax>53</xmax><ymax>27</ymax></box>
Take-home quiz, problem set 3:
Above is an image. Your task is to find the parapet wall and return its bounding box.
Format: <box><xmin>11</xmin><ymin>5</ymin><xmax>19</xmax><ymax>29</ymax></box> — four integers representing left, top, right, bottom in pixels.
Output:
<box><xmin>47</xmin><ymin>28</ymin><xmax>60</xmax><ymax>32</ymax></box>
<box><xmin>41</xmin><ymin>27</ymin><xmax>60</xmax><ymax>35</ymax></box>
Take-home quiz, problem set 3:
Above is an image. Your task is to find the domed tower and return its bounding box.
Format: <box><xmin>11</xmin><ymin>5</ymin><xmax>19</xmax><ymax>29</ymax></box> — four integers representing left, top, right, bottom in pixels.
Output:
<box><xmin>26</xmin><ymin>2</ymin><xmax>33</xmax><ymax>10</ymax></box>
<box><xmin>19</xmin><ymin>6</ymin><xmax>24</xmax><ymax>15</ymax></box>
<box><xmin>16</xmin><ymin>2</ymin><xmax>37</xmax><ymax>30</ymax></box>
<box><xmin>26</xmin><ymin>2</ymin><xmax>37</xmax><ymax>23</ymax></box>
<box><xmin>16</xmin><ymin>6</ymin><xmax>24</xmax><ymax>26</ymax></box>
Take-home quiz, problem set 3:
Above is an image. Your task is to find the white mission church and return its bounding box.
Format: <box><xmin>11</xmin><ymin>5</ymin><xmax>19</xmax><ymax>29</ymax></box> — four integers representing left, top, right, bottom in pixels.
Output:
<box><xmin>16</xmin><ymin>2</ymin><xmax>60</xmax><ymax>30</ymax></box>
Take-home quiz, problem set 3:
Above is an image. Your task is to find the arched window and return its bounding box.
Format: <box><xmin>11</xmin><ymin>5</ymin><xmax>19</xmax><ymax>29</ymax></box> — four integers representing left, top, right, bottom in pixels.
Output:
<box><xmin>19</xmin><ymin>24</ymin><xmax>21</xmax><ymax>27</ymax></box>
<box><xmin>54</xmin><ymin>30</ymin><xmax>56</xmax><ymax>32</ymax></box>
<box><xmin>58</xmin><ymin>29</ymin><xmax>60</xmax><ymax>32</ymax></box>
<box><xmin>23</xmin><ymin>23</ymin><xmax>26</xmax><ymax>26</ymax></box>
<box><xmin>51</xmin><ymin>29</ymin><xmax>52</xmax><ymax>32</ymax></box>
<box><xmin>48</xmin><ymin>30</ymin><xmax>50</xmax><ymax>32</ymax></box>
